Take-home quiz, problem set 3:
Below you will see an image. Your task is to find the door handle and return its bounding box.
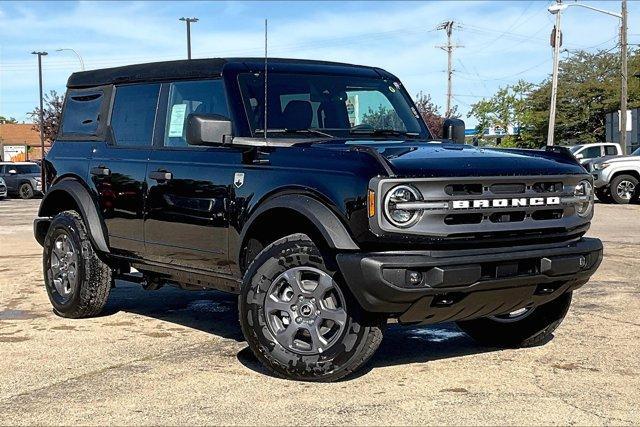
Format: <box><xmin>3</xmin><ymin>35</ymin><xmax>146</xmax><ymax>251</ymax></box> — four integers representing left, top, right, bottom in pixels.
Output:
<box><xmin>90</xmin><ymin>166</ymin><xmax>111</xmax><ymax>176</ymax></box>
<box><xmin>149</xmin><ymin>170</ymin><xmax>173</xmax><ymax>181</ymax></box>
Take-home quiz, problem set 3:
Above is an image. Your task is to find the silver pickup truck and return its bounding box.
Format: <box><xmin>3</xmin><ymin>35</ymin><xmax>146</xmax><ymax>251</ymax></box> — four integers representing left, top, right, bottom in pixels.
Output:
<box><xmin>587</xmin><ymin>147</ymin><xmax>640</xmax><ymax>204</ymax></box>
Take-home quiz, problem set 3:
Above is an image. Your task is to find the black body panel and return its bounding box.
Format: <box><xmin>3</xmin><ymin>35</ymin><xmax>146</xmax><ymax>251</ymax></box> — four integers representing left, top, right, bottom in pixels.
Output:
<box><xmin>35</xmin><ymin>57</ymin><xmax>603</xmax><ymax>318</ymax></box>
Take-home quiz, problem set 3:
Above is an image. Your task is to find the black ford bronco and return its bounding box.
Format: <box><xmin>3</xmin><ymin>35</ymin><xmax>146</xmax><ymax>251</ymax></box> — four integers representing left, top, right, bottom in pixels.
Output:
<box><xmin>35</xmin><ymin>58</ymin><xmax>602</xmax><ymax>381</ymax></box>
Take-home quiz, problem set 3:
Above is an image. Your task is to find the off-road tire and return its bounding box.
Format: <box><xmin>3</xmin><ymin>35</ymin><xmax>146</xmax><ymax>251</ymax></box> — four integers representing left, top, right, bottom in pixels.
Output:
<box><xmin>456</xmin><ymin>291</ymin><xmax>572</xmax><ymax>348</ymax></box>
<box><xmin>43</xmin><ymin>210</ymin><xmax>112</xmax><ymax>318</ymax></box>
<box><xmin>610</xmin><ymin>174</ymin><xmax>638</xmax><ymax>204</ymax></box>
<box><xmin>18</xmin><ymin>182</ymin><xmax>34</xmax><ymax>199</ymax></box>
<box><xmin>595</xmin><ymin>188</ymin><xmax>613</xmax><ymax>204</ymax></box>
<box><xmin>239</xmin><ymin>233</ymin><xmax>385</xmax><ymax>382</ymax></box>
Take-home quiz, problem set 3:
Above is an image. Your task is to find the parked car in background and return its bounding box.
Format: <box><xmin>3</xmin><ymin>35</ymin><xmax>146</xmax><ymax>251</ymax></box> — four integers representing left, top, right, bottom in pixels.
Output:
<box><xmin>569</xmin><ymin>143</ymin><xmax>622</xmax><ymax>165</ymax></box>
<box><xmin>0</xmin><ymin>177</ymin><xmax>7</xmax><ymax>199</ymax></box>
<box><xmin>590</xmin><ymin>147</ymin><xmax>640</xmax><ymax>204</ymax></box>
<box><xmin>0</xmin><ymin>162</ymin><xmax>42</xmax><ymax>199</ymax></box>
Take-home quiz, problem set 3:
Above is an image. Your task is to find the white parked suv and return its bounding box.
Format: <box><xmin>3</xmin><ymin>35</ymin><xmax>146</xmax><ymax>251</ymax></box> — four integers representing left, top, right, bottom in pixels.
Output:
<box><xmin>590</xmin><ymin>147</ymin><xmax>640</xmax><ymax>204</ymax></box>
<box><xmin>569</xmin><ymin>143</ymin><xmax>622</xmax><ymax>165</ymax></box>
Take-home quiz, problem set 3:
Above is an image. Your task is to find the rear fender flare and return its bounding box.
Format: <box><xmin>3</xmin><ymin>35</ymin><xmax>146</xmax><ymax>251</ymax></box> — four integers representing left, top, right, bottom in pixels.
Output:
<box><xmin>38</xmin><ymin>179</ymin><xmax>110</xmax><ymax>253</ymax></box>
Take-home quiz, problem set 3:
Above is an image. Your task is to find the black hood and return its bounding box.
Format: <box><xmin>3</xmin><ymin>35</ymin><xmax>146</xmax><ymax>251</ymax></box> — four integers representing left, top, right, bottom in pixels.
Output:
<box><xmin>315</xmin><ymin>140</ymin><xmax>586</xmax><ymax>177</ymax></box>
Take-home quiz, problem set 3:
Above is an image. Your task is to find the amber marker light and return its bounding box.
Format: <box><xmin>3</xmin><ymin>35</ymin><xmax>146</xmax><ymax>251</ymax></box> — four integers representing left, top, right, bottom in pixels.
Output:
<box><xmin>368</xmin><ymin>190</ymin><xmax>376</xmax><ymax>217</ymax></box>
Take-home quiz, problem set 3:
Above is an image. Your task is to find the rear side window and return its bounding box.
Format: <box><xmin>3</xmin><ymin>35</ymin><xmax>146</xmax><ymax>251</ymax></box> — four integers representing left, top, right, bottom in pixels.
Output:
<box><xmin>61</xmin><ymin>90</ymin><xmax>104</xmax><ymax>135</ymax></box>
<box><xmin>604</xmin><ymin>145</ymin><xmax>618</xmax><ymax>155</ymax></box>
<box><xmin>110</xmin><ymin>84</ymin><xmax>160</xmax><ymax>147</ymax></box>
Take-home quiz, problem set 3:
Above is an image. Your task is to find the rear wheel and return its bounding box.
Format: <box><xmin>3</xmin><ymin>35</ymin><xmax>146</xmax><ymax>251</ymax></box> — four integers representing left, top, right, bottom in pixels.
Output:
<box><xmin>43</xmin><ymin>211</ymin><xmax>112</xmax><ymax>318</ymax></box>
<box><xmin>239</xmin><ymin>233</ymin><xmax>385</xmax><ymax>382</ymax></box>
<box><xmin>456</xmin><ymin>292</ymin><xmax>572</xmax><ymax>348</ymax></box>
<box><xmin>18</xmin><ymin>182</ymin><xmax>34</xmax><ymax>199</ymax></box>
<box><xmin>610</xmin><ymin>174</ymin><xmax>638</xmax><ymax>204</ymax></box>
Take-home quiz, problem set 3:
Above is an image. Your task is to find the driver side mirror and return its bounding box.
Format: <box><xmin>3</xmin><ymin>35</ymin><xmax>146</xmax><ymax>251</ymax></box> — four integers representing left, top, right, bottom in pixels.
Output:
<box><xmin>574</xmin><ymin>153</ymin><xmax>584</xmax><ymax>160</ymax></box>
<box><xmin>442</xmin><ymin>118</ymin><xmax>466</xmax><ymax>144</ymax></box>
<box><xmin>186</xmin><ymin>114</ymin><xmax>233</xmax><ymax>145</ymax></box>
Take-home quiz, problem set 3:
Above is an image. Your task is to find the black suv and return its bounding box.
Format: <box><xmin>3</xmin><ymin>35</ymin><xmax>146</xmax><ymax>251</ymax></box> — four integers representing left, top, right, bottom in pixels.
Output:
<box><xmin>34</xmin><ymin>58</ymin><xmax>602</xmax><ymax>381</ymax></box>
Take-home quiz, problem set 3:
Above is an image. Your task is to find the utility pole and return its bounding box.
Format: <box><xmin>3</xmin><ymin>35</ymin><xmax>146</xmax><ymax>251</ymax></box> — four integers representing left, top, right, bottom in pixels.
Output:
<box><xmin>31</xmin><ymin>51</ymin><xmax>47</xmax><ymax>189</ymax></box>
<box><xmin>179</xmin><ymin>17</ymin><xmax>198</xmax><ymax>60</ymax></box>
<box><xmin>547</xmin><ymin>0</ymin><xmax>563</xmax><ymax>146</ymax></box>
<box><xmin>620</xmin><ymin>0</ymin><xmax>628</xmax><ymax>155</ymax></box>
<box><xmin>437</xmin><ymin>21</ymin><xmax>462</xmax><ymax>118</ymax></box>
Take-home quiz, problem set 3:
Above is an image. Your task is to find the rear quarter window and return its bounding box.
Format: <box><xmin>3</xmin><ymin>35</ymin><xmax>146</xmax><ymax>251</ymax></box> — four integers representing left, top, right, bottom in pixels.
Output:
<box><xmin>60</xmin><ymin>86</ymin><xmax>110</xmax><ymax>138</ymax></box>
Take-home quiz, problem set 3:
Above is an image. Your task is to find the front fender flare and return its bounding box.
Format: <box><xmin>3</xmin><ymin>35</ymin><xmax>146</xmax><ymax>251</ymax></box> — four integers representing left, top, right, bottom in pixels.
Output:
<box><xmin>239</xmin><ymin>194</ymin><xmax>359</xmax><ymax>260</ymax></box>
<box><xmin>37</xmin><ymin>179</ymin><xmax>110</xmax><ymax>253</ymax></box>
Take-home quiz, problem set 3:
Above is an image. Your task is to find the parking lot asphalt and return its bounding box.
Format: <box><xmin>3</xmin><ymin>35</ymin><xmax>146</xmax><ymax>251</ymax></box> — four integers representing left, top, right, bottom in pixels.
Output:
<box><xmin>0</xmin><ymin>198</ymin><xmax>638</xmax><ymax>425</ymax></box>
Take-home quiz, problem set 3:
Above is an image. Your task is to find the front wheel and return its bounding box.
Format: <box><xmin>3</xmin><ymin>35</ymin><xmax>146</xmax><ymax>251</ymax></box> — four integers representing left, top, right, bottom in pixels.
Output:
<box><xmin>610</xmin><ymin>174</ymin><xmax>638</xmax><ymax>204</ymax></box>
<box><xmin>239</xmin><ymin>233</ymin><xmax>385</xmax><ymax>382</ymax></box>
<box><xmin>456</xmin><ymin>292</ymin><xmax>572</xmax><ymax>348</ymax></box>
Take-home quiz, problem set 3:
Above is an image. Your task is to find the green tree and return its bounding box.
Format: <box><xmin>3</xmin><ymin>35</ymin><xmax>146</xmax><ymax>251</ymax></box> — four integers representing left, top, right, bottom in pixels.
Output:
<box><xmin>0</xmin><ymin>116</ymin><xmax>18</xmax><ymax>124</ymax></box>
<box><xmin>467</xmin><ymin>80</ymin><xmax>534</xmax><ymax>147</ymax></box>
<box><xmin>468</xmin><ymin>48</ymin><xmax>640</xmax><ymax>148</ymax></box>
<box><xmin>414</xmin><ymin>92</ymin><xmax>459</xmax><ymax>138</ymax></box>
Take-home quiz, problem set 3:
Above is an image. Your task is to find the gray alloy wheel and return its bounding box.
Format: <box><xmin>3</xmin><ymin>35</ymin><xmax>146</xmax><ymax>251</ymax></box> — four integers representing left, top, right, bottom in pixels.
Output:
<box><xmin>239</xmin><ymin>233</ymin><xmax>385</xmax><ymax>382</ymax></box>
<box><xmin>615</xmin><ymin>180</ymin><xmax>636</xmax><ymax>201</ymax></box>
<box><xmin>18</xmin><ymin>183</ymin><xmax>34</xmax><ymax>199</ymax></box>
<box><xmin>610</xmin><ymin>174</ymin><xmax>639</xmax><ymax>204</ymax></box>
<box><xmin>49</xmin><ymin>233</ymin><xmax>79</xmax><ymax>302</ymax></box>
<box><xmin>264</xmin><ymin>266</ymin><xmax>348</xmax><ymax>355</ymax></box>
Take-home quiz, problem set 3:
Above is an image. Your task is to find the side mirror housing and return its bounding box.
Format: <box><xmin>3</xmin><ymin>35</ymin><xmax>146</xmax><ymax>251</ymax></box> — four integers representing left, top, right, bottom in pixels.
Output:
<box><xmin>442</xmin><ymin>118</ymin><xmax>466</xmax><ymax>144</ymax></box>
<box><xmin>574</xmin><ymin>153</ymin><xmax>584</xmax><ymax>160</ymax></box>
<box><xmin>186</xmin><ymin>114</ymin><xmax>233</xmax><ymax>145</ymax></box>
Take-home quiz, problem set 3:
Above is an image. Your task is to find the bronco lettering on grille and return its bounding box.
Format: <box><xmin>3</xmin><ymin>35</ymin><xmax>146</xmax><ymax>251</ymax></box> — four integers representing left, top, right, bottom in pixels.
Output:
<box><xmin>452</xmin><ymin>197</ymin><xmax>561</xmax><ymax>209</ymax></box>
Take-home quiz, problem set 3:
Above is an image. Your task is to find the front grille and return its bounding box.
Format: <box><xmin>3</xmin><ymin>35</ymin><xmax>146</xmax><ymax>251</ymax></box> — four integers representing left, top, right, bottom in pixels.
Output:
<box><xmin>373</xmin><ymin>175</ymin><xmax>591</xmax><ymax>240</ymax></box>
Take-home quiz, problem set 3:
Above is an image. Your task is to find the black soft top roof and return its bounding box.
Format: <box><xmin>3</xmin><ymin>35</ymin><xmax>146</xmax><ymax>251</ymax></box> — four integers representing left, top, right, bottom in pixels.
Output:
<box><xmin>66</xmin><ymin>57</ymin><xmax>391</xmax><ymax>89</ymax></box>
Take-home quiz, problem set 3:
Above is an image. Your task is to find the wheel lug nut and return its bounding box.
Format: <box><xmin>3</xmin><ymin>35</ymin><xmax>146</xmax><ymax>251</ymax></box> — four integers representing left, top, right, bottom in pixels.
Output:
<box><xmin>310</xmin><ymin>298</ymin><xmax>316</xmax><ymax>303</ymax></box>
<box><xmin>316</xmin><ymin>310</ymin><xmax>321</xmax><ymax>315</ymax></box>
<box><xmin>291</xmin><ymin>305</ymin><xmax>297</xmax><ymax>311</ymax></box>
<box><xmin>295</xmin><ymin>317</ymin><xmax>302</xmax><ymax>323</ymax></box>
<box><xmin>298</xmin><ymin>295</ymin><xmax>304</xmax><ymax>302</ymax></box>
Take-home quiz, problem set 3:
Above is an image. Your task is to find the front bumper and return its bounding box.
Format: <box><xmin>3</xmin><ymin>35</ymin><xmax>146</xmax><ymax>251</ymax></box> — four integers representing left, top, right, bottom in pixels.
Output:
<box><xmin>336</xmin><ymin>237</ymin><xmax>602</xmax><ymax>324</ymax></box>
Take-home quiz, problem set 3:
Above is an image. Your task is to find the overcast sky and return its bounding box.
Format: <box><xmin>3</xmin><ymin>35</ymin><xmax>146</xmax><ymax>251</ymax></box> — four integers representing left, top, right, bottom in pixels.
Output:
<box><xmin>1</xmin><ymin>0</ymin><xmax>638</xmax><ymax>126</ymax></box>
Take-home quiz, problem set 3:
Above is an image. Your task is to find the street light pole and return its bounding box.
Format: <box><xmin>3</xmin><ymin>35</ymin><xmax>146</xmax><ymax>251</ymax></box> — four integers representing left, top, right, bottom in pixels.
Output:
<box><xmin>547</xmin><ymin>1</ymin><xmax>563</xmax><ymax>146</ymax></box>
<box><xmin>55</xmin><ymin>48</ymin><xmax>85</xmax><ymax>71</ymax></box>
<box><xmin>179</xmin><ymin>17</ymin><xmax>199</xmax><ymax>60</ymax></box>
<box><xmin>620</xmin><ymin>0</ymin><xmax>628</xmax><ymax>155</ymax></box>
<box><xmin>31</xmin><ymin>51</ymin><xmax>48</xmax><ymax>189</ymax></box>
<box><xmin>547</xmin><ymin>1</ymin><xmax>625</xmax><ymax>151</ymax></box>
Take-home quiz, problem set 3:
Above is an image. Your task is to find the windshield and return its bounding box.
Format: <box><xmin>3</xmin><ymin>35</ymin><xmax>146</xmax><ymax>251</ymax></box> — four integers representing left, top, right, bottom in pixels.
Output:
<box><xmin>632</xmin><ymin>147</ymin><xmax>640</xmax><ymax>156</ymax></box>
<box><xmin>237</xmin><ymin>73</ymin><xmax>430</xmax><ymax>139</ymax></box>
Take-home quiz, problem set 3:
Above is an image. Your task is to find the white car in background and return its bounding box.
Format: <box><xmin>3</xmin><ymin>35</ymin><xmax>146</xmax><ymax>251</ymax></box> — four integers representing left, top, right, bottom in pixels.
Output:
<box><xmin>590</xmin><ymin>146</ymin><xmax>640</xmax><ymax>204</ymax></box>
<box><xmin>570</xmin><ymin>142</ymin><xmax>622</xmax><ymax>164</ymax></box>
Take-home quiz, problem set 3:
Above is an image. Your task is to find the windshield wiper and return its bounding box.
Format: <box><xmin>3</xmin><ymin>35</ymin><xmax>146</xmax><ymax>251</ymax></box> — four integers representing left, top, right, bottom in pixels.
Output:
<box><xmin>349</xmin><ymin>128</ymin><xmax>421</xmax><ymax>138</ymax></box>
<box><xmin>255</xmin><ymin>128</ymin><xmax>335</xmax><ymax>138</ymax></box>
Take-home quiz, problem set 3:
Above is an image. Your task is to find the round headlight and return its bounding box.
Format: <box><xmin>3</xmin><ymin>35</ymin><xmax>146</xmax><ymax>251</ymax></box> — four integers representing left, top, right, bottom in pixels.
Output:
<box><xmin>384</xmin><ymin>185</ymin><xmax>422</xmax><ymax>228</ymax></box>
<box><xmin>574</xmin><ymin>180</ymin><xmax>594</xmax><ymax>217</ymax></box>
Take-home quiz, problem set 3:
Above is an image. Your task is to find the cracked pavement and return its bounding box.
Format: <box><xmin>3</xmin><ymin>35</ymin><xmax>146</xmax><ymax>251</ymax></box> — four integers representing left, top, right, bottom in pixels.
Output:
<box><xmin>0</xmin><ymin>198</ymin><xmax>638</xmax><ymax>425</ymax></box>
